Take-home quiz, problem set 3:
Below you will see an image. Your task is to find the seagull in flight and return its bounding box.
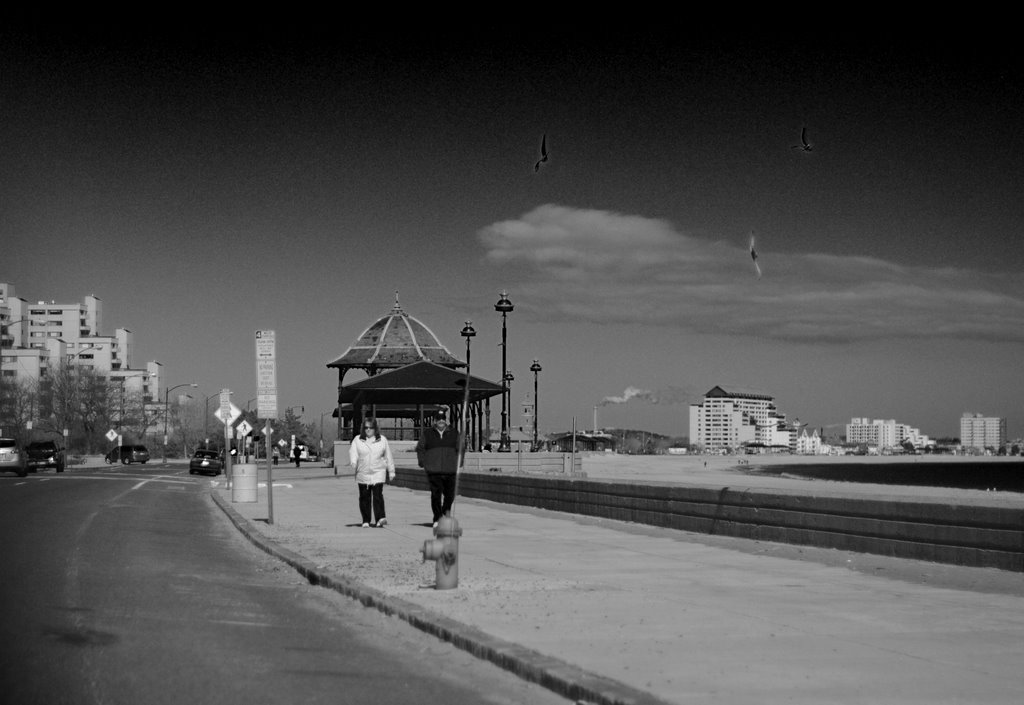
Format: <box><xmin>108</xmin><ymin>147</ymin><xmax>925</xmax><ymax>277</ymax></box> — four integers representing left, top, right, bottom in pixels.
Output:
<box><xmin>792</xmin><ymin>126</ymin><xmax>813</xmax><ymax>152</ymax></box>
<box><xmin>534</xmin><ymin>133</ymin><xmax>549</xmax><ymax>172</ymax></box>
<box><xmin>749</xmin><ymin>232</ymin><xmax>762</xmax><ymax>278</ymax></box>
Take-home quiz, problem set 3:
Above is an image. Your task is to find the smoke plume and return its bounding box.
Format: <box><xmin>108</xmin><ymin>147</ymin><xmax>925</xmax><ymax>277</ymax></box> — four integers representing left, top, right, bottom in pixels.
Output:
<box><xmin>599</xmin><ymin>385</ymin><xmax>693</xmax><ymax>406</ymax></box>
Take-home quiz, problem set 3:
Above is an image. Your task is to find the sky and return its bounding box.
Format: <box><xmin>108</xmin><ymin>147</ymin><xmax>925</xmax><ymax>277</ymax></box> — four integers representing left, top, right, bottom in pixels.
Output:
<box><xmin>4</xmin><ymin>24</ymin><xmax>1024</xmax><ymax>440</ymax></box>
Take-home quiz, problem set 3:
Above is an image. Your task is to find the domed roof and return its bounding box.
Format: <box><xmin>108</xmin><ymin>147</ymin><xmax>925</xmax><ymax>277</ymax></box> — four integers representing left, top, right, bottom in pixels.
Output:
<box><xmin>326</xmin><ymin>294</ymin><xmax>464</xmax><ymax>371</ymax></box>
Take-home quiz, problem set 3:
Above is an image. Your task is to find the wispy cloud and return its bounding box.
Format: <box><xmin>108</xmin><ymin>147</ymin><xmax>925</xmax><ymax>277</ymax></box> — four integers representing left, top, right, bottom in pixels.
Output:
<box><xmin>478</xmin><ymin>205</ymin><xmax>1024</xmax><ymax>343</ymax></box>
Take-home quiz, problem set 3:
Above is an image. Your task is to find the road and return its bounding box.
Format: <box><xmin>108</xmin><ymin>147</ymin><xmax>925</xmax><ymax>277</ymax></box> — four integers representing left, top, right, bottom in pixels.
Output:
<box><xmin>0</xmin><ymin>463</ymin><xmax>570</xmax><ymax>705</ymax></box>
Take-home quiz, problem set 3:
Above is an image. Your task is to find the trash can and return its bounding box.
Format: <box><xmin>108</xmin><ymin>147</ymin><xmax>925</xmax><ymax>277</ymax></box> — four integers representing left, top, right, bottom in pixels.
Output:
<box><xmin>232</xmin><ymin>463</ymin><xmax>258</xmax><ymax>503</ymax></box>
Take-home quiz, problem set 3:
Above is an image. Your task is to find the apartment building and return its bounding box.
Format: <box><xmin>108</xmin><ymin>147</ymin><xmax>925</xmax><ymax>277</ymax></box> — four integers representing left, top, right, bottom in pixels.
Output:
<box><xmin>1</xmin><ymin>282</ymin><xmax>162</xmax><ymax>402</ymax></box>
<box><xmin>845</xmin><ymin>417</ymin><xmax>931</xmax><ymax>451</ymax></box>
<box><xmin>960</xmin><ymin>413</ymin><xmax>1006</xmax><ymax>452</ymax></box>
<box><xmin>689</xmin><ymin>385</ymin><xmax>792</xmax><ymax>451</ymax></box>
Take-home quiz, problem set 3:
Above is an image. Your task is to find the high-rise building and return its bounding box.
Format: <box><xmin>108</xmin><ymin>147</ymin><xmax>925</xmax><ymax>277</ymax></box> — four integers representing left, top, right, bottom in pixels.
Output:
<box><xmin>1</xmin><ymin>282</ymin><xmax>161</xmax><ymax>402</ymax></box>
<box><xmin>960</xmin><ymin>413</ymin><xmax>1006</xmax><ymax>452</ymax></box>
<box><xmin>689</xmin><ymin>385</ymin><xmax>790</xmax><ymax>451</ymax></box>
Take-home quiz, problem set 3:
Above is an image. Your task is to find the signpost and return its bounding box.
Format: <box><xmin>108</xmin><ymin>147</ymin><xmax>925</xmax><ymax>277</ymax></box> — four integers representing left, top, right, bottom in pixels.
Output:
<box><xmin>219</xmin><ymin>389</ymin><xmax>233</xmax><ymax>488</ymax></box>
<box><xmin>236</xmin><ymin>419</ymin><xmax>253</xmax><ymax>462</ymax></box>
<box><xmin>255</xmin><ymin>330</ymin><xmax>277</xmax><ymax>524</ymax></box>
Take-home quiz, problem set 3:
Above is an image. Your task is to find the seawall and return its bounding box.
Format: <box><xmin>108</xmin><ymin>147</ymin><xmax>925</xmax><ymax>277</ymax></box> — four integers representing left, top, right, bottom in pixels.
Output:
<box><xmin>393</xmin><ymin>466</ymin><xmax>1024</xmax><ymax>572</ymax></box>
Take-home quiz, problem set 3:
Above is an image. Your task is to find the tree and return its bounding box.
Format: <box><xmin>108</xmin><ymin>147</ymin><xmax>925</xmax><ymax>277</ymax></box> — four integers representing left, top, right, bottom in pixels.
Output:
<box><xmin>77</xmin><ymin>368</ymin><xmax>118</xmax><ymax>454</ymax></box>
<box><xmin>0</xmin><ymin>377</ymin><xmax>37</xmax><ymax>443</ymax></box>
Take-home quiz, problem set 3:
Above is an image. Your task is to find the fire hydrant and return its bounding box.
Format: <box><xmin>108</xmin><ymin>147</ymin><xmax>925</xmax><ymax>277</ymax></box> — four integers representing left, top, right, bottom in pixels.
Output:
<box><xmin>420</xmin><ymin>514</ymin><xmax>463</xmax><ymax>590</ymax></box>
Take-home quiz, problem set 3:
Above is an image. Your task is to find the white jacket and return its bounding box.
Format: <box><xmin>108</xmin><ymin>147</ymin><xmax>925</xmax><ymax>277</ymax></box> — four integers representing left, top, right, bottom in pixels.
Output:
<box><xmin>348</xmin><ymin>435</ymin><xmax>395</xmax><ymax>484</ymax></box>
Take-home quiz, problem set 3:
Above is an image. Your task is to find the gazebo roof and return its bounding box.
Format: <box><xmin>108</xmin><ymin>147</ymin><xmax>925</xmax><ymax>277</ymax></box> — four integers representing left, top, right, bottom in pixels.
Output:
<box><xmin>326</xmin><ymin>294</ymin><xmax>464</xmax><ymax>371</ymax></box>
<box><xmin>337</xmin><ymin>360</ymin><xmax>504</xmax><ymax>406</ymax></box>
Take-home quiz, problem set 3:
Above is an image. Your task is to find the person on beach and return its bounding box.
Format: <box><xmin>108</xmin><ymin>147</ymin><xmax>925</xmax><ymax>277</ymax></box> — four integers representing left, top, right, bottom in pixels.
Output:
<box><xmin>348</xmin><ymin>417</ymin><xmax>395</xmax><ymax>528</ymax></box>
<box><xmin>416</xmin><ymin>409</ymin><xmax>459</xmax><ymax>528</ymax></box>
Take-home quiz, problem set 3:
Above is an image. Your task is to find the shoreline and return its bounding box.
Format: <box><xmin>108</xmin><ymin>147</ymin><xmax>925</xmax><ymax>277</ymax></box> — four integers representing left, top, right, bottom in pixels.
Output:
<box><xmin>571</xmin><ymin>452</ymin><xmax>1024</xmax><ymax>502</ymax></box>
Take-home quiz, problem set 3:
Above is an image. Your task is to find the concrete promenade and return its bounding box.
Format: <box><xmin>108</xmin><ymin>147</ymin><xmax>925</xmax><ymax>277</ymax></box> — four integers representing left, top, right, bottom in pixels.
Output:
<box><xmin>211</xmin><ymin>457</ymin><xmax>1024</xmax><ymax>705</ymax></box>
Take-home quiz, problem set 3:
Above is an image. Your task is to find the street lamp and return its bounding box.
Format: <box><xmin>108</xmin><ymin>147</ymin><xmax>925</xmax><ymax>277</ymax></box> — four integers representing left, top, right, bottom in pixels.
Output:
<box><xmin>319</xmin><ymin>409</ymin><xmax>333</xmax><ymax>471</ymax></box>
<box><xmin>530</xmin><ymin>359</ymin><xmax>542</xmax><ymax>450</ymax></box>
<box><xmin>0</xmin><ymin>317</ymin><xmax>29</xmax><ymax>348</ymax></box>
<box><xmin>460</xmin><ymin>321</ymin><xmax>476</xmax><ymax>452</ymax></box>
<box><xmin>163</xmin><ymin>382</ymin><xmax>197</xmax><ymax>465</ymax></box>
<box><xmin>494</xmin><ymin>291</ymin><xmax>513</xmax><ymax>451</ymax></box>
<box><xmin>201</xmin><ymin>392</ymin><xmax>219</xmax><ymax>448</ymax></box>
<box><xmin>503</xmin><ymin>370</ymin><xmax>514</xmax><ymax>446</ymax></box>
<box><xmin>64</xmin><ymin>344</ymin><xmax>100</xmax><ymax>450</ymax></box>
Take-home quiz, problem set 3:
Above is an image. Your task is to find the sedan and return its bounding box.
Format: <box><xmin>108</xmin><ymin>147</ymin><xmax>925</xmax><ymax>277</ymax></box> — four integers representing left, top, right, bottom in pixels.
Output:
<box><xmin>189</xmin><ymin>449</ymin><xmax>224</xmax><ymax>476</ymax></box>
<box><xmin>0</xmin><ymin>437</ymin><xmax>28</xmax><ymax>477</ymax></box>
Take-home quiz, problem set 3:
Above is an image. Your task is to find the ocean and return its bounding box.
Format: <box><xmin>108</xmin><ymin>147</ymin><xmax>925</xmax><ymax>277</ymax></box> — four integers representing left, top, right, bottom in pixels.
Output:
<box><xmin>747</xmin><ymin>461</ymin><xmax>1024</xmax><ymax>493</ymax></box>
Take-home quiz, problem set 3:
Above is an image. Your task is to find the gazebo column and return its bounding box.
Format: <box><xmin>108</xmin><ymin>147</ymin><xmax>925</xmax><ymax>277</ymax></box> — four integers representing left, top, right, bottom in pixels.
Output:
<box><xmin>485</xmin><ymin>398</ymin><xmax>491</xmax><ymax>448</ymax></box>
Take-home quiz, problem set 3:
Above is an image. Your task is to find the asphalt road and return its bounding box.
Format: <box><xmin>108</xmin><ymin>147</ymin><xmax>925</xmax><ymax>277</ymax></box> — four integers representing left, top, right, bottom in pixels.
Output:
<box><xmin>0</xmin><ymin>464</ymin><xmax>570</xmax><ymax>705</ymax></box>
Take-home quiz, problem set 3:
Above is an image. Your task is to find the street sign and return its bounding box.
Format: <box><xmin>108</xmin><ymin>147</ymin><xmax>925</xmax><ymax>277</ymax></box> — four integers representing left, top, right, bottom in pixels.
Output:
<box><xmin>105</xmin><ymin>429</ymin><xmax>118</xmax><ymax>442</ymax></box>
<box><xmin>237</xmin><ymin>420</ymin><xmax>253</xmax><ymax>436</ymax></box>
<box><xmin>219</xmin><ymin>389</ymin><xmax>232</xmax><ymax>421</ymax></box>
<box><xmin>215</xmin><ymin>402</ymin><xmax>242</xmax><ymax>426</ymax></box>
<box><xmin>255</xmin><ymin>330</ymin><xmax>278</xmax><ymax>419</ymax></box>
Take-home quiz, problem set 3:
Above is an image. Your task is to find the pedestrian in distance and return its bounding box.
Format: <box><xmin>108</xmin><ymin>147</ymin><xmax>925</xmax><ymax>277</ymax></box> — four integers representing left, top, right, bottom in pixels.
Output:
<box><xmin>292</xmin><ymin>444</ymin><xmax>301</xmax><ymax>467</ymax></box>
<box><xmin>416</xmin><ymin>410</ymin><xmax>459</xmax><ymax>528</ymax></box>
<box><xmin>349</xmin><ymin>417</ymin><xmax>395</xmax><ymax>528</ymax></box>
<box><xmin>272</xmin><ymin>447</ymin><xmax>279</xmax><ymax>465</ymax></box>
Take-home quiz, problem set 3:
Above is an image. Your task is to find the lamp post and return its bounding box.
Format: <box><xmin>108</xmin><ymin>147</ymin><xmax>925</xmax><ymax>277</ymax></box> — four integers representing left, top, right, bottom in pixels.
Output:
<box><xmin>460</xmin><ymin>321</ymin><xmax>476</xmax><ymax>452</ymax></box>
<box><xmin>244</xmin><ymin>397</ymin><xmax>257</xmax><ymax>461</ymax></box>
<box><xmin>201</xmin><ymin>392</ymin><xmax>219</xmax><ymax>448</ymax></box>
<box><xmin>530</xmin><ymin>359</ymin><xmax>541</xmax><ymax>450</ymax></box>
<box><xmin>163</xmin><ymin>382</ymin><xmax>197</xmax><ymax>465</ymax></box>
<box><xmin>494</xmin><ymin>291</ymin><xmax>513</xmax><ymax>451</ymax></box>
<box><xmin>503</xmin><ymin>370</ymin><xmax>514</xmax><ymax>446</ymax></box>
<box><xmin>0</xmin><ymin>319</ymin><xmax>29</xmax><ymax>435</ymax></box>
<box><xmin>319</xmin><ymin>409</ymin><xmax>334</xmax><ymax>471</ymax></box>
<box><xmin>65</xmin><ymin>344</ymin><xmax>100</xmax><ymax>452</ymax></box>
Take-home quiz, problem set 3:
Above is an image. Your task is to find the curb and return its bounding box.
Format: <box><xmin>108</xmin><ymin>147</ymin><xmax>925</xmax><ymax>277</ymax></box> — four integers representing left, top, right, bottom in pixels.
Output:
<box><xmin>210</xmin><ymin>489</ymin><xmax>672</xmax><ymax>705</ymax></box>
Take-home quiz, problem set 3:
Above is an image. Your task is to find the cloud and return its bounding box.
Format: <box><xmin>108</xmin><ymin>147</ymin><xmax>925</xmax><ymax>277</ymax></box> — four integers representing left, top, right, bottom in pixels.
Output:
<box><xmin>478</xmin><ymin>205</ymin><xmax>1024</xmax><ymax>343</ymax></box>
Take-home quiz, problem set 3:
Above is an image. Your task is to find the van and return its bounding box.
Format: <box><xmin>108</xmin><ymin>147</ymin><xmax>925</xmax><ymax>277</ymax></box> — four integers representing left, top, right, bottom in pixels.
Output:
<box><xmin>104</xmin><ymin>445</ymin><xmax>150</xmax><ymax>464</ymax></box>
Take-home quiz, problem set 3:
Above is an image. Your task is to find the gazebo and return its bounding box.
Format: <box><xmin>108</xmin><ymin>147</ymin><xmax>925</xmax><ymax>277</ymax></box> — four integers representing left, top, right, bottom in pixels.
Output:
<box><xmin>326</xmin><ymin>295</ymin><xmax>503</xmax><ymax>449</ymax></box>
<box><xmin>336</xmin><ymin>361</ymin><xmax>503</xmax><ymax>450</ymax></box>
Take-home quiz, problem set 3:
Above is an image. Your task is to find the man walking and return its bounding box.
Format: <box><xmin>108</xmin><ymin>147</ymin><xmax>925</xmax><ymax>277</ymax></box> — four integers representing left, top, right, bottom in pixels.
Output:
<box><xmin>416</xmin><ymin>410</ymin><xmax>459</xmax><ymax>527</ymax></box>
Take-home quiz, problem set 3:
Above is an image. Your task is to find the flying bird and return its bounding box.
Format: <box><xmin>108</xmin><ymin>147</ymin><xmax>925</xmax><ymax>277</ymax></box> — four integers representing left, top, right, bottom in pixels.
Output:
<box><xmin>791</xmin><ymin>126</ymin><xmax>813</xmax><ymax>152</ymax></box>
<box><xmin>534</xmin><ymin>133</ymin><xmax>549</xmax><ymax>172</ymax></box>
<box><xmin>749</xmin><ymin>233</ymin><xmax>762</xmax><ymax>278</ymax></box>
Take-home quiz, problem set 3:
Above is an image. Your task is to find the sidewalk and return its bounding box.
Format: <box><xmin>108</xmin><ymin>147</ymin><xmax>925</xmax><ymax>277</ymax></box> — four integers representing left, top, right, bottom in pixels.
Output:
<box><xmin>211</xmin><ymin>465</ymin><xmax>1024</xmax><ymax>705</ymax></box>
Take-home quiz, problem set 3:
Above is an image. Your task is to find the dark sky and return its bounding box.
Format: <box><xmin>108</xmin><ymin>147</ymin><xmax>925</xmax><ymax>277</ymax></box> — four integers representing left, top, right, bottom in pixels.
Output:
<box><xmin>4</xmin><ymin>24</ymin><xmax>1023</xmax><ymax>438</ymax></box>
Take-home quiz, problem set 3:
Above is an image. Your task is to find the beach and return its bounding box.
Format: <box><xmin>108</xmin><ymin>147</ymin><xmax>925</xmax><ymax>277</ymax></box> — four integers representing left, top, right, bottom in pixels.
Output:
<box><xmin>563</xmin><ymin>451</ymin><xmax>1024</xmax><ymax>503</ymax></box>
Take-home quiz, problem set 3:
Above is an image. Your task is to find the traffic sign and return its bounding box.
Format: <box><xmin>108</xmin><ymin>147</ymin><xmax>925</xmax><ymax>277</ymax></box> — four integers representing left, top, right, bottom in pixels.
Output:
<box><xmin>237</xmin><ymin>420</ymin><xmax>253</xmax><ymax>436</ymax></box>
<box><xmin>215</xmin><ymin>402</ymin><xmax>242</xmax><ymax>426</ymax></box>
<box><xmin>105</xmin><ymin>429</ymin><xmax>118</xmax><ymax>442</ymax></box>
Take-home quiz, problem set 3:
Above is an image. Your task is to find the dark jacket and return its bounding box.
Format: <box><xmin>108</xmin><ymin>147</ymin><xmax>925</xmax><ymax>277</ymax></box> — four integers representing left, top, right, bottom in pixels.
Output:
<box><xmin>416</xmin><ymin>426</ymin><xmax>459</xmax><ymax>474</ymax></box>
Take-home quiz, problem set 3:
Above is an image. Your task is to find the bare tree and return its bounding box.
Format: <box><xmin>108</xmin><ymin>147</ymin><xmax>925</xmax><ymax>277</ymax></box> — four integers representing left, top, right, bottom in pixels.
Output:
<box><xmin>0</xmin><ymin>377</ymin><xmax>38</xmax><ymax>443</ymax></box>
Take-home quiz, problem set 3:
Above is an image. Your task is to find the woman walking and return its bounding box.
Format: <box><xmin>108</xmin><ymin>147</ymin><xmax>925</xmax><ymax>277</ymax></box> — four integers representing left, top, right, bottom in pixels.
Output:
<box><xmin>348</xmin><ymin>417</ymin><xmax>395</xmax><ymax>528</ymax></box>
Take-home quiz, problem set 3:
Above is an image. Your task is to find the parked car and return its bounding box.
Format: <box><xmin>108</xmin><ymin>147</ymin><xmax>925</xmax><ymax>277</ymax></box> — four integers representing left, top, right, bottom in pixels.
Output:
<box><xmin>0</xmin><ymin>437</ymin><xmax>28</xmax><ymax>477</ymax></box>
<box><xmin>189</xmin><ymin>449</ymin><xmax>223</xmax><ymax>476</ymax></box>
<box><xmin>104</xmin><ymin>445</ymin><xmax>150</xmax><ymax>465</ymax></box>
<box><xmin>25</xmin><ymin>440</ymin><xmax>66</xmax><ymax>473</ymax></box>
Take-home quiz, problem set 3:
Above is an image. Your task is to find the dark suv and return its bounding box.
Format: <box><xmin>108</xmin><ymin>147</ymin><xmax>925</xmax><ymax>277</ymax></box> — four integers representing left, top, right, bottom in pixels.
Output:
<box><xmin>26</xmin><ymin>440</ymin><xmax>66</xmax><ymax>473</ymax></box>
<box><xmin>104</xmin><ymin>445</ymin><xmax>150</xmax><ymax>465</ymax></box>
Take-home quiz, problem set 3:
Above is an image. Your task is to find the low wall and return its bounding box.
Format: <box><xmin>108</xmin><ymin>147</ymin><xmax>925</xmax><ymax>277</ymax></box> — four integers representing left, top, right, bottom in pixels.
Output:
<box><xmin>392</xmin><ymin>468</ymin><xmax>1024</xmax><ymax>572</ymax></box>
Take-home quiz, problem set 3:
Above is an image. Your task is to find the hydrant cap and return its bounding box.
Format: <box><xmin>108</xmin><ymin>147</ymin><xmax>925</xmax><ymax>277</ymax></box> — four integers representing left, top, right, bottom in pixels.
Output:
<box><xmin>435</xmin><ymin>515</ymin><xmax>463</xmax><ymax>538</ymax></box>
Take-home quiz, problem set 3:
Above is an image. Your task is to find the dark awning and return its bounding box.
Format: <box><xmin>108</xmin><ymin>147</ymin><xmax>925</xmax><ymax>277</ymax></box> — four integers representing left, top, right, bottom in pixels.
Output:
<box><xmin>337</xmin><ymin>360</ymin><xmax>504</xmax><ymax>406</ymax></box>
